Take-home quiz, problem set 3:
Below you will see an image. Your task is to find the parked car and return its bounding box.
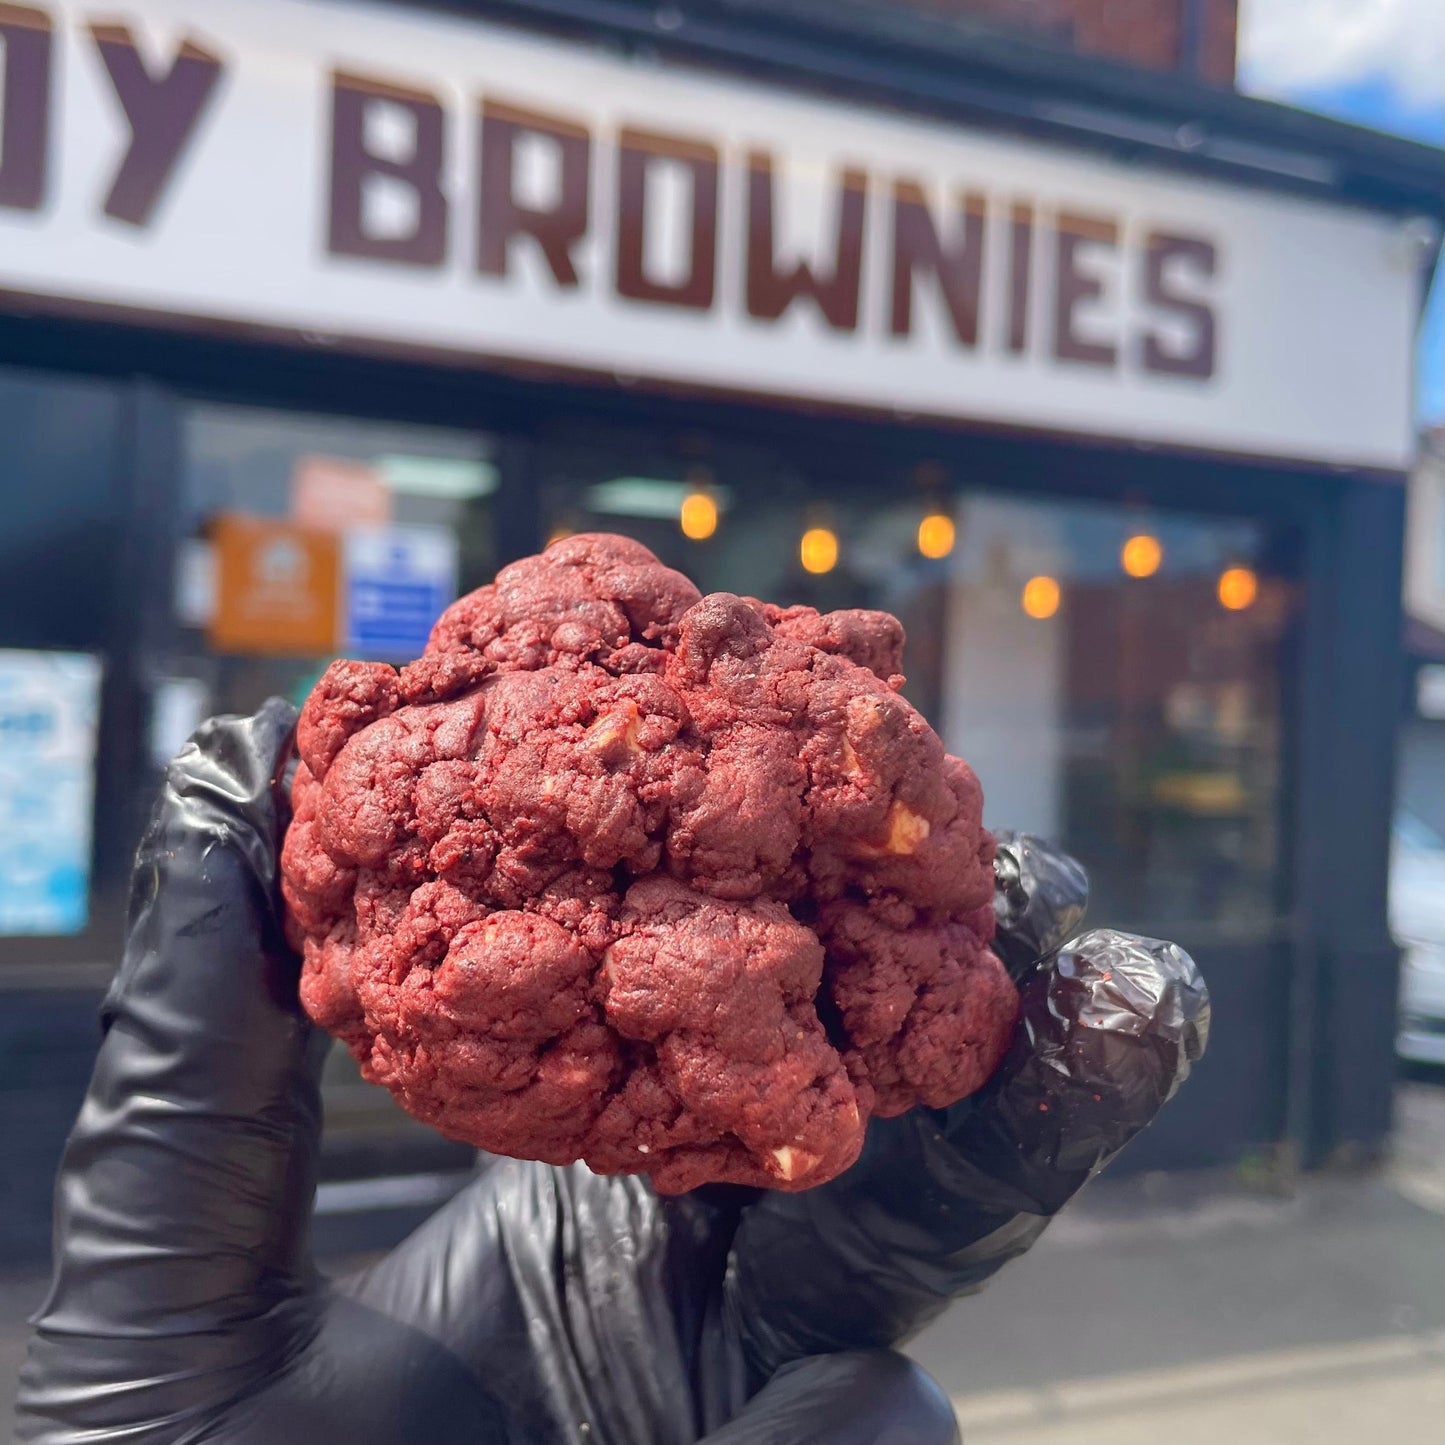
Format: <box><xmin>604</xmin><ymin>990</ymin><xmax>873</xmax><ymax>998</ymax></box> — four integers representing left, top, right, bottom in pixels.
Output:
<box><xmin>1394</xmin><ymin>811</ymin><xmax>1445</xmax><ymax>1068</ymax></box>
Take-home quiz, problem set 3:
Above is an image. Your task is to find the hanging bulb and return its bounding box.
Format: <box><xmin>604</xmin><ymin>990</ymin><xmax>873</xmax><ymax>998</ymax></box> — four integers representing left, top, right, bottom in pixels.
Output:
<box><xmin>1121</xmin><ymin>533</ymin><xmax>1163</xmax><ymax>578</ymax></box>
<box><xmin>917</xmin><ymin>512</ymin><xmax>956</xmax><ymax>560</ymax></box>
<box><xmin>1217</xmin><ymin>566</ymin><xmax>1258</xmax><ymax>611</ymax></box>
<box><xmin>800</xmin><ymin>527</ymin><xmax>839</xmax><ymax>575</ymax></box>
<box><xmin>1021</xmin><ymin>575</ymin><xmax>1061</xmax><ymax>619</ymax></box>
<box><xmin>679</xmin><ymin>491</ymin><xmax>718</xmax><ymax>541</ymax></box>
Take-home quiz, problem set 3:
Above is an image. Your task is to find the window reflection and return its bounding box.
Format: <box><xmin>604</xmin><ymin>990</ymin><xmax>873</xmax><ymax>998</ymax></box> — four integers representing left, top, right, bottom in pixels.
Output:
<box><xmin>176</xmin><ymin>403</ymin><xmax>498</xmax><ymax>716</ymax></box>
<box><xmin>940</xmin><ymin>495</ymin><xmax>1288</xmax><ymax>940</ymax></box>
<box><xmin>540</xmin><ymin>433</ymin><xmax>1291</xmax><ymax>944</ymax></box>
<box><xmin>169</xmin><ymin>401</ymin><xmax>497</xmax><ymax>1172</ymax></box>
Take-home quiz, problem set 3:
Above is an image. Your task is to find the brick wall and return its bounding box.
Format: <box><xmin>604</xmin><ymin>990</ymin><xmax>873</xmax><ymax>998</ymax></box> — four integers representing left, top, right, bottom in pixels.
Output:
<box><xmin>895</xmin><ymin>0</ymin><xmax>1238</xmax><ymax>85</ymax></box>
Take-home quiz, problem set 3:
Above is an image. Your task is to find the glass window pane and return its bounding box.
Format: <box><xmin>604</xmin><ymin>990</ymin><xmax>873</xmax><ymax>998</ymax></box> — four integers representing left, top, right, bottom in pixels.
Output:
<box><xmin>171</xmin><ymin>401</ymin><xmax>498</xmax><ymax>1171</ymax></box>
<box><xmin>538</xmin><ymin>422</ymin><xmax>1293</xmax><ymax>944</ymax></box>
<box><xmin>175</xmin><ymin>402</ymin><xmax>499</xmax><ymax>717</ymax></box>
<box><xmin>939</xmin><ymin>494</ymin><xmax>1290</xmax><ymax>941</ymax></box>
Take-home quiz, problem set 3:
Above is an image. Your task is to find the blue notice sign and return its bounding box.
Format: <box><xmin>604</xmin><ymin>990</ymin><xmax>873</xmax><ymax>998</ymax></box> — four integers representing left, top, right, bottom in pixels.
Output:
<box><xmin>0</xmin><ymin>650</ymin><xmax>102</xmax><ymax>936</ymax></box>
<box><xmin>343</xmin><ymin>526</ymin><xmax>459</xmax><ymax>659</ymax></box>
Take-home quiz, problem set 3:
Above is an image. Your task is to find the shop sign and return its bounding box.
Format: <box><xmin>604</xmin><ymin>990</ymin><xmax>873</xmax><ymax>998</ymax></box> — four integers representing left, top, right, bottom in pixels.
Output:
<box><xmin>210</xmin><ymin>513</ymin><xmax>340</xmax><ymax>656</ymax></box>
<box><xmin>291</xmin><ymin>456</ymin><xmax>393</xmax><ymax>532</ymax></box>
<box><xmin>0</xmin><ymin>0</ymin><xmax>1426</xmax><ymax>467</ymax></box>
<box><xmin>343</xmin><ymin>525</ymin><xmax>458</xmax><ymax>659</ymax></box>
<box><xmin>0</xmin><ymin>650</ymin><xmax>101</xmax><ymax>936</ymax></box>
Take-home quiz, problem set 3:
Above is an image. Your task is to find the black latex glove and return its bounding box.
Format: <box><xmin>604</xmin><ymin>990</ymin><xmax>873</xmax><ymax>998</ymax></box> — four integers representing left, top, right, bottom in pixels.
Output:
<box><xmin>15</xmin><ymin>703</ymin><xmax>1208</xmax><ymax>1445</ymax></box>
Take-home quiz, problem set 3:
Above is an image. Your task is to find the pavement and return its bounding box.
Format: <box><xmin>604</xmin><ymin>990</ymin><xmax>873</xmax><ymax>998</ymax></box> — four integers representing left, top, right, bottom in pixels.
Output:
<box><xmin>946</xmin><ymin>1339</ymin><xmax>1445</xmax><ymax>1444</ymax></box>
<box><xmin>907</xmin><ymin>1078</ymin><xmax>1445</xmax><ymax>1445</ymax></box>
<box><xmin>3</xmin><ymin>1080</ymin><xmax>1443</xmax><ymax>1444</ymax></box>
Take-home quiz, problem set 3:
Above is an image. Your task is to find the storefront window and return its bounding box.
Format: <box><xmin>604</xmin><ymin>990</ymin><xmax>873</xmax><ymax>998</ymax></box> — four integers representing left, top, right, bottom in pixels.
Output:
<box><xmin>169</xmin><ymin>402</ymin><xmax>499</xmax><ymax>1175</ymax></box>
<box><xmin>537</xmin><ymin>424</ymin><xmax>955</xmax><ymax>714</ymax></box>
<box><xmin>0</xmin><ymin>365</ymin><xmax>124</xmax><ymax>951</ymax></box>
<box><xmin>539</xmin><ymin>426</ymin><xmax>1293</xmax><ymax>946</ymax></box>
<box><xmin>172</xmin><ymin>403</ymin><xmax>499</xmax><ymax>720</ymax></box>
<box><xmin>938</xmin><ymin>495</ymin><xmax>1289</xmax><ymax>942</ymax></box>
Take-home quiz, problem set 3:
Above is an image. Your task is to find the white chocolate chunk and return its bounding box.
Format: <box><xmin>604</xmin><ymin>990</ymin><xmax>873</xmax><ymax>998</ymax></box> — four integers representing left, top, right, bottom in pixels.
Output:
<box><xmin>768</xmin><ymin>1144</ymin><xmax>820</xmax><ymax>1182</ymax></box>
<box><xmin>584</xmin><ymin>703</ymin><xmax>644</xmax><ymax>760</ymax></box>
<box><xmin>854</xmin><ymin>800</ymin><xmax>931</xmax><ymax>858</ymax></box>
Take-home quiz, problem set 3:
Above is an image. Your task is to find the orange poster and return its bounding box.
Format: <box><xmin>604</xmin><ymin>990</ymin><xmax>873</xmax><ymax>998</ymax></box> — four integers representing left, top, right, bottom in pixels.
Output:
<box><xmin>209</xmin><ymin>514</ymin><xmax>340</xmax><ymax>656</ymax></box>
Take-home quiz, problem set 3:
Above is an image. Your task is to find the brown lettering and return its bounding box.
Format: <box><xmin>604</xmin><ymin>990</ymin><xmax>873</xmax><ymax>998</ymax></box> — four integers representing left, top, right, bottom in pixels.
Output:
<box><xmin>746</xmin><ymin>151</ymin><xmax>866</xmax><ymax>331</ymax></box>
<box><xmin>89</xmin><ymin>23</ymin><xmax>223</xmax><ymax>228</ymax></box>
<box><xmin>1140</xmin><ymin>231</ymin><xmax>1217</xmax><ymax>379</ymax></box>
<box><xmin>889</xmin><ymin>180</ymin><xmax>985</xmax><ymax>344</ymax></box>
<box><xmin>0</xmin><ymin>4</ymin><xmax>50</xmax><ymax>212</ymax></box>
<box><xmin>1005</xmin><ymin>201</ymin><xmax>1033</xmax><ymax>354</ymax></box>
<box><xmin>478</xmin><ymin>100</ymin><xmax>589</xmax><ymax>288</ymax></box>
<box><xmin>328</xmin><ymin>70</ymin><xmax>447</xmax><ymax>266</ymax></box>
<box><xmin>615</xmin><ymin>127</ymin><xmax>718</xmax><ymax>310</ymax></box>
<box><xmin>1053</xmin><ymin>210</ymin><xmax>1119</xmax><ymax>368</ymax></box>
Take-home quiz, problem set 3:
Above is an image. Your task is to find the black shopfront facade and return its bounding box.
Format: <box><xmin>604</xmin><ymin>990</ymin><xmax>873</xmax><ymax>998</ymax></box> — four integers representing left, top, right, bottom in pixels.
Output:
<box><xmin>2</xmin><ymin>0</ymin><xmax>1440</xmax><ymax>1264</ymax></box>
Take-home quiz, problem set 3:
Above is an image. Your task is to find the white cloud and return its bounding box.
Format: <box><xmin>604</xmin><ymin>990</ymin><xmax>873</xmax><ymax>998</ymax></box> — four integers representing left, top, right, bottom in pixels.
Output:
<box><xmin>1238</xmin><ymin>0</ymin><xmax>1445</xmax><ymax>110</ymax></box>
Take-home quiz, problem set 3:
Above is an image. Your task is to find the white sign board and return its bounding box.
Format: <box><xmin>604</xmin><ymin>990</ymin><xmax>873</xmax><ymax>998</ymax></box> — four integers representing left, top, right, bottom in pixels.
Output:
<box><xmin>0</xmin><ymin>0</ymin><xmax>1421</xmax><ymax>467</ymax></box>
<box><xmin>0</xmin><ymin>650</ymin><xmax>102</xmax><ymax>936</ymax></box>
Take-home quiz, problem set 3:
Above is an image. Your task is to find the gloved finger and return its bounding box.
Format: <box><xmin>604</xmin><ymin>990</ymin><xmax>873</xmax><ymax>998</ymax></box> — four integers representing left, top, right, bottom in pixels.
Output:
<box><xmin>699</xmin><ymin>1351</ymin><xmax>958</xmax><ymax>1445</ymax></box>
<box><xmin>724</xmin><ymin>928</ymin><xmax>1207</xmax><ymax>1381</ymax></box>
<box><xmin>990</xmin><ymin>830</ymin><xmax>1089</xmax><ymax>981</ymax></box>
<box><xmin>20</xmin><ymin>701</ymin><xmax>328</xmax><ymax>1436</ymax></box>
<box><xmin>946</xmin><ymin>926</ymin><xmax>1210</xmax><ymax>1212</ymax></box>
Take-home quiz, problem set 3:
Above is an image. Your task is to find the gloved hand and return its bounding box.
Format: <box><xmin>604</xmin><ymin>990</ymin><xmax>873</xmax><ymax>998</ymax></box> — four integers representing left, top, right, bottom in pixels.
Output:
<box><xmin>15</xmin><ymin>702</ymin><xmax>1208</xmax><ymax>1445</ymax></box>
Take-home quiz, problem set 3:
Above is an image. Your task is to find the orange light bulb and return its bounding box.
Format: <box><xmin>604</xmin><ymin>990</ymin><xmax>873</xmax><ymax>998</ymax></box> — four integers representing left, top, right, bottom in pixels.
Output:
<box><xmin>679</xmin><ymin>491</ymin><xmax>718</xmax><ymax>541</ymax></box>
<box><xmin>1217</xmin><ymin>566</ymin><xmax>1258</xmax><ymax>611</ymax></box>
<box><xmin>1021</xmin><ymin>575</ymin><xmax>1061</xmax><ymax>619</ymax></box>
<box><xmin>800</xmin><ymin>527</ymin><xmax>839</xmax><ymax>575</ymax></box>
<box><xmin>917</xmin><ymin>513</ymin><xmax>956</xmax><ymax>560</ymax></box>
<box><xmin>1121</xmin><ymin>533</ymin><xmax>1163</xmax><ymax>578</ymax></box>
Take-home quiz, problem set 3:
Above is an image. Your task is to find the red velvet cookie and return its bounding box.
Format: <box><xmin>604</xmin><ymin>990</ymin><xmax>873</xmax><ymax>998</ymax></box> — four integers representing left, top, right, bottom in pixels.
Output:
<box><xmin>282</xmin><ymin>534</ymin><xmax>1017</xmax><ymax>1192</ymax></box>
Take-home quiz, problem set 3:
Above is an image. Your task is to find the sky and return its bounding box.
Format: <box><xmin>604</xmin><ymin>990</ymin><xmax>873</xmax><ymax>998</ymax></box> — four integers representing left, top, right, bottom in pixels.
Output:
<box><xmin>1237</xmin><ymin>0</ymin><xmax>1445</xmax><ymax>426</ymax></box>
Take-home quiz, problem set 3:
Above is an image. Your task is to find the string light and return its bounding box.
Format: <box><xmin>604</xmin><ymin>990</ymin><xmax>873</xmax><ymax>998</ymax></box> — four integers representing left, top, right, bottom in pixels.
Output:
<box><xmin>917</xmin><ymin>513</ymin><xmax>956</xmax><ymax>560</ymax></box>
<box><xmin>1217</xmin><ymin>566</ymin><xmax>1258</xmax><ymax>611</ymax></box>
<box><xmin>1121</xmin><ymin>533</ymin><xmax>1163</xmax><ymax>578</ymax></box>
<box><xmin>800</xmin><ymin>527</ymin><xmax>839</xmax><ymax>575</ymax></box>
<box><xmin>1021</xmin><ymin>575</ymin><xmax>1061</xmax><ymax>619</ymax></box>
<box><xmin>679</xmin><ymin>491</ymin><xmax>718</xmax><ymax>541</ymax></box>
